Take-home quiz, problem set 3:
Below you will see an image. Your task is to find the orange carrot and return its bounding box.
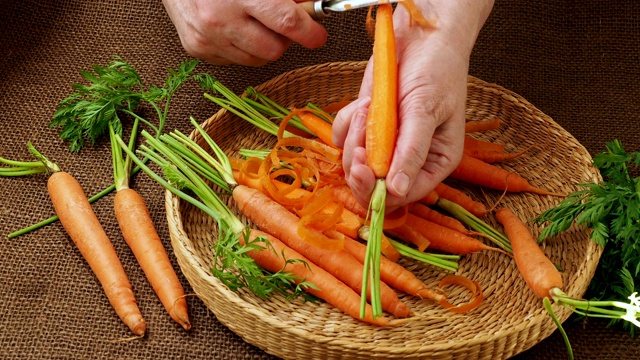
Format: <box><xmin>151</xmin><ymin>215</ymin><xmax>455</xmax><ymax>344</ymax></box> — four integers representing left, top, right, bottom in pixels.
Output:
<box><xmin>366</xmin><ymin>3</ymin><xmax>397</xmax><ymax>178</ymax></box>
<box><xmin>114</xmin><ymin>188</ymin><xmax>190</xmax><ymax>330</ymax></box>
<box><xmin>244</xmin><ymin>228</ymin><xmax>391</xmax><ymax>326</ymax></box>
<box><xmin>495</xmin><ymin>207</ymin><xmax>563</xmax><ymax>299</ymax></box>
<box><xmin>343</xmin><ymin>237</ymin><xmax>444</xmax><ymax>302</ymax></box>
<box><xmin>409</xmin><ymin>202</ymin><xmax>469</xmax><ymax>235</ymax></box>
<box><xmin>48</xmin><ymin>171</ymin><xmax>146</xmax><ymax>336</ymax></box>
<box><xmin>464</xmin><ymin>135</ymin><xmax>504</xmax><ymax>153</ymax></box>
<box><xmin>464</xmin><ymin>147</ymin><xmax>531</xmax><ymax>164</ymax></box>
<box><xmin>433</xmin><ymin>182</ymin><xmax>488</xmax><ymax>217</ymax></box>
<box><xmin>465</xmin><ymin>116</ymin><xmax>501</xmax><ymax>133</ymax></box>
<box><xmin>232</xmin><ymin>165</ymin><xmax>363</xmax><ymax>240</ymax></box>
<box><xmin>449</xmin><ymin>154</ymin><xmax>564</xmax><ymax>196</ymax></box>
<box><xmin>420</xmin><ymin>189</ymin><xmax>440</xmax><ymax>206</ymax></box>
<box><xmin>405</xmin><ymin>213</ymin><xmax>501</xmax><ymax>255</ymax></box>
<box><xmin>233</xmin><ymin>185</ymin><xmax>411</xmax><ymax>318</ymax></box>
<box><xmin>298</xmin><ymin>111</ymin><xmax>336</xmax><ymax>148</ymax></box>
<box><xmin>385</xmin><ymin>223</ymin><xmax>431</xmax><ymax>252</ymax></box>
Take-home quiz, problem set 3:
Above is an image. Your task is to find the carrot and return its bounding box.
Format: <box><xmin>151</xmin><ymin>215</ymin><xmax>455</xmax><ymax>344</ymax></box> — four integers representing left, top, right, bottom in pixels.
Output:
<box><xmin>110</xmin><ymin>123</ymin><xmax>190</xmax><ymax>330</ymax></box>
<box><xmin>449</xmin><ymin>154</ymin><xmax>565</xmax><ymax>196</ymax></box>
<box><xmin>330</xmin><ymin>184</ymin><xmax>406</xmax><ymax>229</ymax></box>
<box><xmin>49</xmin><ymin>171</ymin><xmax>146</xmax><ymax>336</ymax></box>
<box><xmin>420</xmin><ymin>189</ymin><xmax>439</xmax><ymax>206</ymax></box>
<box><xmin>385</xmin><ymin>223</ymin><xmax>431</xmax><ymax>252</ymax></box>
<box><xmin>244</xmin><ymin>229</ymin><xmax>391</xmax><ymax>326</ymax></box>
<box><xmin>366</xmin><ymin>3</ymin><xmax>397</xmax><ymax>178</ymax></box>
<box><xmin>409</xmin><ymin>202</ymin><xmax>470</xmax><ymax>235</ymax></box>
<box><xmin>464</xmin><ymin>146</ymin><xmax>531</xmax><ymax>164</ymax></box>
<box><xmin>232</xmin><ymin>185</ymin><xmax>412</xmax><ymax>318</ymax></box>
<box><xmin>114</xmin><ymin>188</ymin><xmax>190</xmax><ymax>330</ymax></box>
<box><xmin>463</xmin><ymin>135</ymin><xmax>504</xmax><ymax>153</ymax></box>
<box><xmin>298</xmin><ymin>111</ymin><xmax>336</xmax><ymax>148</ymax></box>
<box><xmin>231</xmin><ymin>163</ymin><xmax>363</xmax><ymax>240</ymax></box>
<box><xmin>433</xmin><ymin>182</ymin><xmax>488</xmax><ymax>217</ymax></box>
<box><xmin>465</xmin><ymin>116</ymin><xmax>501</xmax><ymax>133</ymax></box>
<box><xmin>405</xmin><ymin>213</ymin><xmax>503</xmax><ymax>255</ymax></box>
<box><xmin>343</xmin><ymin>237</ymin><xmax>444</xmax><ymax>302</ymax></box>
<box><xmin>494</xmin><ymin>207</ymin><xmax>563</xmax><ymax>299</ymax></box>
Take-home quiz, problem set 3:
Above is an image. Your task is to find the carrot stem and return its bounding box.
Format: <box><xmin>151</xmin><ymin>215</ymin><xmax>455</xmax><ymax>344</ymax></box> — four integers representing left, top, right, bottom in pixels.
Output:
<box><xmin>361</xmin><ymin>179</ymin><xmax>386</xmax><ymax>318</ymax></box>
<box><xmin>436</xmin><ymin>198</ymin><xmax>512</xmax><ymax>252</ymax></box>
<box><xmin>543</xmin><ymin>297</ymin><xmax>574</xmax><ymax>360</ymax></box>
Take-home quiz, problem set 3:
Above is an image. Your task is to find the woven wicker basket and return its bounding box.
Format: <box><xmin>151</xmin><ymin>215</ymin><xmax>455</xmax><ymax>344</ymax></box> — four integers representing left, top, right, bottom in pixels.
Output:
<box><xmin>165</xmin><ymin>61</ymin><xmax>602</xmax><ymax>359</ymax></box>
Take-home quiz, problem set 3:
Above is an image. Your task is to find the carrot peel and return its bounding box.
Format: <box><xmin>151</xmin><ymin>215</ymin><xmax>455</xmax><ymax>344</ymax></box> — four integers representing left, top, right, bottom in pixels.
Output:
<box><xmin>437</xmin><ymin>275</ymin><xmax>483</xmax><ymax>313</ymax></box>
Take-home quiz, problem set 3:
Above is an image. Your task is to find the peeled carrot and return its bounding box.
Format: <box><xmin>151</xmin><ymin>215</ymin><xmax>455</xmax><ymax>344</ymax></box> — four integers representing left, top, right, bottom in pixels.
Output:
<box><xmin>449</xmin><ymin>154</ymin><xmax>564</xmax><ymax>196</ymax></box>
<box><xmin>405</xmin><ymin>213</ymin><xmax>501</xmax><ymax>255</ymax></box>
<box><xmin>409</xmin><ymin>202</ymin><xmax>469</xmax><ymax>235</ymax></box>
<box><xmin>433</xmin><ymin>182</ymin><xmax>488</xmax><ymax>217</ymax></box>
<box><xmin>48</xmin><ymin>171</ymin><xmax>146</xmax><ymax>336</ymax></box>
<box><xmin>343</xmin><ymin>237</ymin><xmax>444</xmax><ymax>302</ymax></box>
<box><xmin>233</xmin><ymin>185</ymin><xmax>411</xmax><ymax>318</ymax></box>
<box><xmin>366</xmin><ymin>3</ymin><xmax>398</xmax><ymax>178</ymax></box>
<box><xmin>244</xmin><ymin>228</ymin><xmax>391</xmax><ymax>326</ymax></box>
<box><xmin>465</xmin><ymin>116</ymin><xmax>501</xmax><ymax>133</ymax></box>
<box><xmin>495</xmin><ymin>207</ymin><xmax>563</xmax><ymax>299</ymax></box>
<box><xmin>114</xmin><ymin>188</ymin><xmax>190</xmax><ymax>330</ymax></box>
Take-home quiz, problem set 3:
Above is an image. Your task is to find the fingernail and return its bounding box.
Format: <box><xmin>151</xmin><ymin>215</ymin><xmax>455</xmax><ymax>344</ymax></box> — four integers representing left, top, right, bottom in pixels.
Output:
<box><xmin>353</xmin><ymin>112</ymin><xmax>367</xmax><ymax>129</ymax></box>
<box><xmin>391</xmin><ymin>172</ymin><xmax>411</xmax><ymax>196</ymax></box>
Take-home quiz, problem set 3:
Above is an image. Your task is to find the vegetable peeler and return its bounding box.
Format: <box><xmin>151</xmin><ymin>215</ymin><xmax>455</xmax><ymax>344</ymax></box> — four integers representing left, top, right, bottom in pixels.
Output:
<box><xmin>298</xmin><ymin>0</ymin><xmax>399</xmax><ymax>21</ymax></box>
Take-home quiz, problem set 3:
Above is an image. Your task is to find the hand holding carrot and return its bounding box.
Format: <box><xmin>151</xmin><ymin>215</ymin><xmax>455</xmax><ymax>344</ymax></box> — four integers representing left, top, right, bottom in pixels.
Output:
<box><xmin>333</xmin><ymin>0</ymin><xmax>494</xmax><ymax>209</ymax></box>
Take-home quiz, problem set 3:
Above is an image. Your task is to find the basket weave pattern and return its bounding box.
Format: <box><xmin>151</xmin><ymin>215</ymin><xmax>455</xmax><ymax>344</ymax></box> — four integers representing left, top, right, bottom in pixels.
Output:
<box><xmin>165</xmin><ymin>62</ymin><xmax>602</xmax><ymax>359</ymax></box>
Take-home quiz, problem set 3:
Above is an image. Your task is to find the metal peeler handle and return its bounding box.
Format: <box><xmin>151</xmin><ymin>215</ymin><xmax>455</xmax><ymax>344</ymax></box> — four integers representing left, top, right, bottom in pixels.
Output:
<box><xmin>298</xmin><ymin>1</ymin><xmax>329</xmax><ymax>21</ymax></box>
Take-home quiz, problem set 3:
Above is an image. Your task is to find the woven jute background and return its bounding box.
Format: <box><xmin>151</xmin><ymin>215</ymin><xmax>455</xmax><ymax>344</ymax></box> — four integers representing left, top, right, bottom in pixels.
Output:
<box><xmin>1</xmin><ymin>1</ymin><xmax>639</xmax><ymax>359</ymax></box>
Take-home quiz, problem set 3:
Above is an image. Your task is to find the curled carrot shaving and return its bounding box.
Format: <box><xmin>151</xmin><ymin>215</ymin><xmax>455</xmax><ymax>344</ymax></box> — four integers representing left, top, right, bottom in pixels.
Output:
<box><xmin>437</xmin><ymin>275</ymin><xmax>483</xmax><ymax>313</ymax></box>
<box><xmin>399</xmin><ymin>0</ymin><xmax>437</xmax><ymax>28</ymax></box>
<box><xmin>297</xmin><ymin>215</ymin><xmax>345</xmax><ymax>251</ymax></box>
<box><xmin>259</xmin><ymin>154</ymin><xmax>311</xmax><ymax>207</ymax></box>
<box><xmin>296</xmin><ymin>187</ymin><xmax>334</xmax><ymax>217</ymax></box>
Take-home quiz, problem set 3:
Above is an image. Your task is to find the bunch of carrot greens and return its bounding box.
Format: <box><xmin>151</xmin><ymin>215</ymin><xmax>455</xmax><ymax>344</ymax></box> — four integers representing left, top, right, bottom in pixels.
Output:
<box><xmin>536</xmin><ymin>139</ymin><xmax>640</xmax><ymax>335</ymax></box>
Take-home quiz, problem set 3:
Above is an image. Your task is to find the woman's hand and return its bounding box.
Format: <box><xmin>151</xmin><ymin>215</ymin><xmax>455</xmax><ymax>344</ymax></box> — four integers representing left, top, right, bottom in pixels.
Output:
<box><xmin>333</xmin><ymin>0</ymin><xmax>494</xmax><ymax>209</ymax></box>
<box><xmin>162</xmin><ymin>0</ymin><xmax>328</xmax><ymax>66</ymax></box>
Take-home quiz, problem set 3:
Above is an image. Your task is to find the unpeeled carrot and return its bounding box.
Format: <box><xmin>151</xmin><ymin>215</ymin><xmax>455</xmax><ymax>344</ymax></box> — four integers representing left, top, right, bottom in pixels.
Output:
<box><xmin>405</xmin><ymin>213</ymin><xmax>501</xmax><ymax>255</ymax></box>
<box><xmin>298</xmin><ymin>111</ymin><xmax>336</xmax><ymax>148</ymax></box>
<box><xmin>464</xmin><ymin>135</ymin><xmax>504</xmax><ymax>153</ymax></box>
<box><xmin>495</xmin><ymin>207</ymin><xmax>563</xmax><ymax>299</ymax></box>
<box><xmin>232</xmin><ymin>185</ymin><xmax>411</xmax><ymax>318</ymax></box>
<box><xmin>232</xmin><ymin>166</ymin><xmax>363</xmax><ymax>240</ymax></box>
<box><xmin>409</xmin><ymin>202</ymin><xmax>469</xmax><ymax>235</ymax></box>
<box><xmin>114</xmin><ymin>188</ymin><xmax>190</xmax><ymax>330</ymax></box>
<box><xmin>48</xmin><ymin>171</ymin><xmax>146</xmax><ymax>336</ymax></box>
<box><xmin>385</xmin><ymin>223</ymin><xmax>431</xmax><ymax>252</ymax></box>
<box><xmin>244</xmin><ymin>228</ymin><xmax>391</xmax><ymax>326</ymax></box>
<box><xmin>420</xmin><ymin>189</ymin><xmax>440</xmax><ymax>206</ymax></box>
<box><xmin>465</xmin><ymin>116</ymin><xmax>501</xmax><ymax>133</ymax></box>
<box><xmin>432</xmin><ymin>182</ymin><xmax>488</xmax><ymax>217</ymax></box>
<box><xmin>464</xmin><ymin>147</ymin><xmax>531</xmax><ymax>164</ymax></box>
<box><xmin>449</xmin><ymin>154</ymin><xmax>564</xmax><ymax>196</ymax></box>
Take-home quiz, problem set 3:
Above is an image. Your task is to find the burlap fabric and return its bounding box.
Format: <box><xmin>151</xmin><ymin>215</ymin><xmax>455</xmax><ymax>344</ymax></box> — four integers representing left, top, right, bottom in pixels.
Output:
<box><xmin>1</xmin><ymin>1</ymin><xmax>638</xmax><ymax>359</ymax></box>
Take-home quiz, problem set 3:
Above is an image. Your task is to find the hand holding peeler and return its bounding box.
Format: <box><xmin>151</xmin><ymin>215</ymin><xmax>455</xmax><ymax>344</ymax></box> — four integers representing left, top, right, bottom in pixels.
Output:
<box><xmin>298</xmin><ymin>0</ymin><xmax>399</xmax><ymax>21</ymax></box>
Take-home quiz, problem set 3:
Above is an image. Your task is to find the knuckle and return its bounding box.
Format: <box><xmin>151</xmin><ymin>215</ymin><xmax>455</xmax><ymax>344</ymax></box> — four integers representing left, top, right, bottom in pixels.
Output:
<box><xmin>272</xmin><ymin>7</ymin><xmax>303</xmax><ymax>34</ymax></box>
